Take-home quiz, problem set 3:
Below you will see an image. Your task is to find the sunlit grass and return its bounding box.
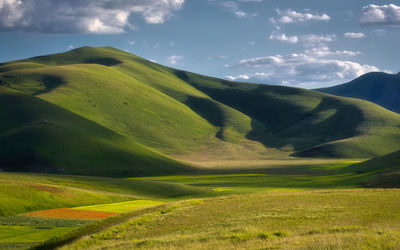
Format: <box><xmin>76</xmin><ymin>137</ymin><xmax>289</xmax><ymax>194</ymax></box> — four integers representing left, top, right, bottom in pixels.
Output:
<box><xmin>0</xmin><ymin>225</ymin><xmax>75</xmax><ymax>246</ymax></box>
<box><xmin>73</xmin><ymin>200</ymin><xmax>165</xmax><ymax>213</ymax></box>
<box><xmin>64</xmin><ymin>189</ymin><xmax>400</xmax><ymax>249</ymax></box>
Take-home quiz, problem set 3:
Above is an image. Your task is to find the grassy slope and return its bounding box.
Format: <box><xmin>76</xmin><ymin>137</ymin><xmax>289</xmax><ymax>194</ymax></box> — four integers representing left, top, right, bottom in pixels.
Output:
<box><xmin>342</xmin><ymin>150</ymin><xmax>400</xmax><ymax>187</ymax></box>
<box><xmin>0</xmin><ymin>172</ymin><xmax>204</xmax><ymax>217</ymax></box>
<box><xmin>317</xmin><ymin>72</ymin><xmax>400</xmax><ymax>113</ymax></box>
<box><xmin>64</xmin><ymin>190</ymin><xmax>400</xmax><ymax>250</ymax></box>
<box><xmin>1</xmin><ymin>46</ymin><xmax>400</xmax><ymax>167</ymax></box>
<box><xmin>175</xmin><ymin>71</ymin><xmax>400</xmax><ymax>158</ymax></box>
<box><xmin>0</xmin><ymin>87</ymin><xmax>191</xmax><ymax>177</ymax></box>
<box><xmin>0</xmin><ymin>47</ymin><xmax>259</xmax><ymax>157</ymax></box>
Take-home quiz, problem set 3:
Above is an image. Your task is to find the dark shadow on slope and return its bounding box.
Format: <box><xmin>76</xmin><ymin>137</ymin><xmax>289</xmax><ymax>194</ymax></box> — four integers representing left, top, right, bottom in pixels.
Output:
<box><xmin>0</xmin><ymin>74</ymin><xmax>66</xmax><ymax>96</ymax></box>
<box><xmin>0</xmin><ymin>147</ymin><xmax>62</xmax><ymax>174</ymax></box>
<box><xmin>275</xmin><ymin>98</ymin><xmax>362</xmax><ymax>149</ymax></box>
<box><xmin>35</xmin><ymin>75</ymin><xmax>66</xmax><ymax>95</ymax></box>
<box><xmin>175</xmin><ymin>70</ymin><xmax>365</xmax><ymax>153</ymax></box>
<box><xmin>84</xmin><ymin>57</ymin><xmax>122</xmax><ymax>66</ymax></box>
<box><xmin>183</xmin><ymin>96</ymin><xmax>225</xmax><ymax>139</ymax></box>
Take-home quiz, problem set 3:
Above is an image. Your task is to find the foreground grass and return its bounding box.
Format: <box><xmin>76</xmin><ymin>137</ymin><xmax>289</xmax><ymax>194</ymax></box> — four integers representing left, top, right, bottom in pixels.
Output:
<box><xmin>0</xmin><ymin>172</ymin><xmax>204</xmax><ymax>217</ymax></box>
<box><xmin>1</xmin><ymin>160</ymin><xmax>399</xmax><ymax>249</ymax></box>
<box><xmin>64</xmin><ymin>189</ymin><xmax>400</xmax><ymax>249</ymax></box>
<box><xmin>0</xmin><ymin>216</ymin><xmax>91</xmax><ymax>250</ymax></box>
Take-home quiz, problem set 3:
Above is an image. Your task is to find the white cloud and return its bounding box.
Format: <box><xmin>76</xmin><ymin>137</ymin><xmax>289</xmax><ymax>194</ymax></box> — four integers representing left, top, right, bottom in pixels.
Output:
<box><xmin>272</xmin><ymin>9</ymin><xmax>330</xmax><ymax>24</ymax></box>
<box><xmin>301</xmin><ymin>34</ymin><xmax>336</xmax><ymax>43</ymax></box>
<box><xmin>269</xmin><ymin>32</ymin><xmax>336</xmax><ymax>45</ymax></box>
<box><xmin>129</xmin><ymin>40</ymin><xmax>136</xmax><ymax>45</ymax></box>
<box><xmin>0</xmin><ymin>0</ymin><xmax>185</xmax><ymax>33</ymax></box>
<box><xmin>344</xmin><ymin>32</ymin><xmax>365</xmax><ymax>39</ymax></box>
<box><xmin>209</xmin><ymin>0</ymin><xmax>258</xmax><ymax>18</ymax></box>
<box><xmin>269</xmin><ymin>32</ymin><xmax>299</xmax><ymax>44</ymax></box>
<box><xmin>226</xmin><ymin>74</ymin><xmax>250</xmax><ymax>80</ymax></box>
<box><xmin>227</xmin><ymin>47</ymin><xmax>377</xmax><ymax>87</ymax></box>
<box><xmin>360</xmin><ymin>4</ymin><xmax>400</xmax><ymax>26</ymax></box>
<box><xmin>305</xmin><ymin>46</ymin><xmax>360</xmax><ymax>57</ymax></box>
<box><xmin>167</xmin><ymin>55</ymin><xmax>183</xmax><ymax>65</ymax></box>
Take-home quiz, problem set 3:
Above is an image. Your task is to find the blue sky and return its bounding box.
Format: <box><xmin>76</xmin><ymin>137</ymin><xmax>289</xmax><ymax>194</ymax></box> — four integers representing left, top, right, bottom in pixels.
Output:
<box><xmin>0</xmin><ymin>0</ymin><xmax>399</xmax><ymax>88</ymax></box>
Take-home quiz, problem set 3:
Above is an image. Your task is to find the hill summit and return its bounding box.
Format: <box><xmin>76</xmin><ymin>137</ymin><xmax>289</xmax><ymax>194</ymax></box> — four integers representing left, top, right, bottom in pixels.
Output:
<box><xmin>317</xmin><ymin>72</ymin><xmax>400</xmax><ymax>113</ymax></box>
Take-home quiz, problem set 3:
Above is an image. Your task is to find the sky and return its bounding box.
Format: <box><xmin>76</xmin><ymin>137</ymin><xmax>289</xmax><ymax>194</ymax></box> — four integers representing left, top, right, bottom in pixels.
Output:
<box><xmin>0</xmin><ymin>0</ymin><xmax>399</xmax><ymax>88</ymax></box>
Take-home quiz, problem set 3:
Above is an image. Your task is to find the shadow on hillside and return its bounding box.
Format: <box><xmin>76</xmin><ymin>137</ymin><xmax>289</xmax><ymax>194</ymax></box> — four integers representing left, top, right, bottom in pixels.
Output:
<box><xmin>184</xmin><ymin>96</ymin><xmax>224</xmax><ymax>127</ymax></box>
<box><xmin>84</xmin><ymin>57</ymin><xmax>122</xmax><ymax>66</ymax></box>
<box><xmin>35</xmin><ymin>75</ymin><xmax>66</xmax><ymax>95</ymax></box>
<box><xmin>183</xmin><ymin>96</ymin><xmax>226</xmax><ymax>139</ymax></box>
<box><xmin>175</xmin><ymin>70</ymin><xmax>364</xmax><ymax>153</ymax></box>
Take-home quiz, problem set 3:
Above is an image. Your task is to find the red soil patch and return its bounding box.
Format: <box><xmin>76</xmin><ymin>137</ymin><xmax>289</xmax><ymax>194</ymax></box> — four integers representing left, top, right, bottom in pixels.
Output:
<box><xmin>27</xmin><ymin>208</ymin><xmax>117</xmax><ymax>219</ymax></box>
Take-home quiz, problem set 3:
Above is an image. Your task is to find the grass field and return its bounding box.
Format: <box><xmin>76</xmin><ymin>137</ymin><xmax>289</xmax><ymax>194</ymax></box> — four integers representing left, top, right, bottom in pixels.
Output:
<box><xmin>63</xmin><ymin>190</ymin><xmax>400</xmax><ymax>250</ymax></box>
<box><xmin>0</xmin><ymin>157</ymin><xmax>398</xmax><ymax>249</ymax></box>
<box><xmin>0</xmin><ymin>215</ymin><xmax>90</xmax><ymax>249</ymax></box>
<box><xmin>0</xmin><ymin>172</ymin><xmax>204</xmax><ymax>217</ymax></box>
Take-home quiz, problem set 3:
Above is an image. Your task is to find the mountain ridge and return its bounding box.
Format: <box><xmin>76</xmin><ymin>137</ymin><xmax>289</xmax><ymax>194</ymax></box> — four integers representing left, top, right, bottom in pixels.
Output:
<box><xmin>316</xmin><ymin>72</ymin><xmax>400</xmax><ymax>113</ymax></box>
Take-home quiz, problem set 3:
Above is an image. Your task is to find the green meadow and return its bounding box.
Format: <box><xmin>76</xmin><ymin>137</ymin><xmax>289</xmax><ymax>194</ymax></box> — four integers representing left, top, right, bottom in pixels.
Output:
<box><xmin>0</xmin><ymin>158</ymin><xmax>396</xmax><ymax>249</ymax></box>
<box><xmin>62</xmin><ymin>189</ymin><xmax>400</xmax><ymax>250</ymax></box>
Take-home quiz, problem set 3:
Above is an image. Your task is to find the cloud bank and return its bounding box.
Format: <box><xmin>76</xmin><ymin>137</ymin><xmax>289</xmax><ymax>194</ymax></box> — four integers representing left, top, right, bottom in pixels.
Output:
<box><xmin>0</xmin><ymin>0</ymin><xmax>184</xmax><ymax>34</ymax></box>
<box><xmin>269</xmin><ymin>32</ymin><xmax>336</xmax><ymax>45</ymax></box>
<box><xmin>226</xmin><ymin>47</ymin><xmax>378</xmax><ymax>87</ymax></box>
<box><xmin>271</xmin><ymin>9</ymin><xmax>330</xmax><ymax>24</ymax></box>
<box><xmin>360</xmin><ymin>4</ymin><xmax>400</xmax><ymax>26</ymax></box>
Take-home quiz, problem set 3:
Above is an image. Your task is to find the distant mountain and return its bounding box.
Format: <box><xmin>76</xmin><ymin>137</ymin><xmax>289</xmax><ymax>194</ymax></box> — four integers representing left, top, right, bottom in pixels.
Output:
<box><xmin>317</xmin><ymin>72</ymin><xmax>400</xmax><ymax>113</ymax></box>
<box><xmin>1</xmin><ymin>47</ymin><xmax>400</xmax><ymax>176</ymax></box>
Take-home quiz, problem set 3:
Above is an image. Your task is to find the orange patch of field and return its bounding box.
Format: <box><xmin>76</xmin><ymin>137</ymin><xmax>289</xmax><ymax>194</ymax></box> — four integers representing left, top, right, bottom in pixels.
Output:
<box><xmin>27</xmin><ymin>208</ymin><xmax>117</xmax><ymax>219</ymax></box>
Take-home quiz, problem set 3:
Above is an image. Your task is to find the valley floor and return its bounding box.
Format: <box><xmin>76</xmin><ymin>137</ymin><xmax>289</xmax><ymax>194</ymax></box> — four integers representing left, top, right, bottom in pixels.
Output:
<box><xmin>0</xmin><ymin>159</ymin><xmax>399</xmax><ymax>249</ymax></box>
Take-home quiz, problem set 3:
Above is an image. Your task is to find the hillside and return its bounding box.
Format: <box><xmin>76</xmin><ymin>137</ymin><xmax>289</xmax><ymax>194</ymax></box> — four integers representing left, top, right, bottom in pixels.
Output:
<box><xmin>317</xmin><ymin>72</ymin><xmax>400</xmax><ymax>113</ymax></box>
<box><xmin>0</xmin><ymin>87</ymin><xmax>190</xmax><ymax>177</ymax></box>
<box><xmin>343</xmin><ymin>150</ymin><xmax>400</xmax><ymax>188</ymax></box>
<box><xmin>1</xmin><ymin>46</ymin><xmax>400</xmax><ymax>176</ymax></box>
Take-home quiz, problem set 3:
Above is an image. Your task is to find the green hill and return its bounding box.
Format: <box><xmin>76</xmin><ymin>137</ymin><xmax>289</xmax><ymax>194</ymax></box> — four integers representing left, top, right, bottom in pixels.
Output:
<box><xmin>1</xmin><ymin>46</ymin><xmax>400</xmax><ymax>176</ymax></box>
<box><xmin>316</xmin><ymin>72</ymin><xmax>400</xmax><ymax>113</ymax></box>
<box><xmin>172</xmin><ymin>71</ymin><xmax>400</xmax><ymax>158</ymax></box>
<box><xmin>0</xmin><ymin>87</ymin><xmax>190</xmax><ymax>177</ymax></box>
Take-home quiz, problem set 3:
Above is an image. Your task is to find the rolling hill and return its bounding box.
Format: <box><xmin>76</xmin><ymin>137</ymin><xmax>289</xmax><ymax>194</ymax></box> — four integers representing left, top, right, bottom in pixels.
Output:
<box><xmin>1</xmin><ymin>46</ymin><xmax>400</xmax><ymax>176</ymax></box>
<box><xmin>317</xmin><ymin>72</ymin><xmax>400</xmax><ymax>113</ymax></box>
<box><xmin>0</xmin><ymin>87</ymin><xmax>190</xmax><ymax>177</ymax></box>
